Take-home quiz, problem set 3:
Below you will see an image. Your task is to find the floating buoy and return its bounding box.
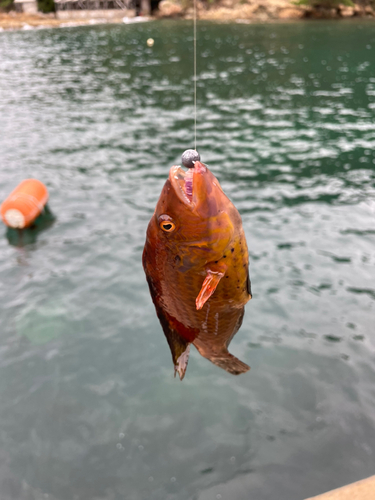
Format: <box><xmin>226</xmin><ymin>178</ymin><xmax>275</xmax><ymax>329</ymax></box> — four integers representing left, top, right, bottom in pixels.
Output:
<box><xmin>1</xmin><ymin>179</ymin><xmax>49</xmax><ymax>229</ymax></box>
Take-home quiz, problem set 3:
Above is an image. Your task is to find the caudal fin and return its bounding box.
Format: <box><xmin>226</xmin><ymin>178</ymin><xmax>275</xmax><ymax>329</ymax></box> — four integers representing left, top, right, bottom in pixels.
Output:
<box><xmin>208</xmin><ymin>351</ymin><xmax>250</xmax><ymax>375</ymax></box>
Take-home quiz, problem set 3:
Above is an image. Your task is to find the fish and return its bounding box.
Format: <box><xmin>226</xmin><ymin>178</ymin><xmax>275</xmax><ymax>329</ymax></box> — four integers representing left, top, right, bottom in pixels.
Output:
<box><xmin>142</xmin><ymin>160</ymin><xmax>252</xmax><ymax>380</ymax></box>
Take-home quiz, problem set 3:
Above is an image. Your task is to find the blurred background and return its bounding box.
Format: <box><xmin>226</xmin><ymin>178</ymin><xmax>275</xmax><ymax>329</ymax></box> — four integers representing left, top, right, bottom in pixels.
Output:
<box><xmin>0</xmin><ymin>19</ymin><xmax>375</xmax><ymax>500</ymax></box>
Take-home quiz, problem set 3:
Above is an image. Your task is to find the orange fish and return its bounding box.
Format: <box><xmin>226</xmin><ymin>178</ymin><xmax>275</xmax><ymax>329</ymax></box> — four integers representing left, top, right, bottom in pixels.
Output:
<box><xmin>143</xmin><ymin>156</ymin><xmax>252</xmax><ymax>380</ymax></box>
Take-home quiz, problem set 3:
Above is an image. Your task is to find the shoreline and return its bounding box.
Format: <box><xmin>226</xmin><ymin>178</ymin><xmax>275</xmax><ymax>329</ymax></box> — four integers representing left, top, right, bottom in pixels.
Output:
<box><xmin>0</xmin><ymin>11</ymin><xmax>125</xmax><ymax>30</ymax></box>
<box><xmin>158</xmin><ymin>0</ymin><xmax>375</xmax><ymax>22</ymax></box>
<box><xmin>0</xmin><ymin>3</ymin><xmax>374</xmax><ymax>31</ymax></box>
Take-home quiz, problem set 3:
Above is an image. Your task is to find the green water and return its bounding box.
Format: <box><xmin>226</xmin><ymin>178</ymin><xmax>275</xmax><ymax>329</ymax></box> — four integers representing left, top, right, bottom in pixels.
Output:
<box><xmin>0</xmin><ymin>20</ymin><xmax>375</xmax><ymax>500</ymax></box>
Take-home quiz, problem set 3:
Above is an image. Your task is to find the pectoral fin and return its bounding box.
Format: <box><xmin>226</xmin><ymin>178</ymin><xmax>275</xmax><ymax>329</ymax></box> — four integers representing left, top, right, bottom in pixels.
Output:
<box><xmin>196</xmin><ymin>264</ymin><xmax>227</xmax><ymax>310</ymax></box>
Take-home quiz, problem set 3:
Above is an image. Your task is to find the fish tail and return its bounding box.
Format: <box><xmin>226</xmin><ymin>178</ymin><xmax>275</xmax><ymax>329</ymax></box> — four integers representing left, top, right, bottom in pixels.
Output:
<box><xmin>208</xmin><ymin>351</ymin><xmax>250</xmax><ymax>375</ymax></box>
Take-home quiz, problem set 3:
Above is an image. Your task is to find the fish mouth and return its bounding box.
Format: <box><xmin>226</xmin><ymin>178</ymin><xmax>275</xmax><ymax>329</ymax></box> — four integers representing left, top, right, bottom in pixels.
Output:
<box><xmin>169</xmin><ymin>161</ymin><xmax>207</xmax><ymax>207</ymax></box>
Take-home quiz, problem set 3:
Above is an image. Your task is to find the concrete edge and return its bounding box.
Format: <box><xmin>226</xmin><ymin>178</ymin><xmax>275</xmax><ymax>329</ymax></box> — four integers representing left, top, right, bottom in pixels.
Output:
<box><xmin>305</xmin><ymin>475</ymin><xmax>375</xmax><ymax>500</ymax></box>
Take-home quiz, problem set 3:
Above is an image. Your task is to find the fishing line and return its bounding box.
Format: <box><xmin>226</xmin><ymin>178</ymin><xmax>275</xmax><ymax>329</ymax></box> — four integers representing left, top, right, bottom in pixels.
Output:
<box><xmin>193</xmin><ymin>0</ymin><xmax>197</xmax><ymax>150</ymax></box>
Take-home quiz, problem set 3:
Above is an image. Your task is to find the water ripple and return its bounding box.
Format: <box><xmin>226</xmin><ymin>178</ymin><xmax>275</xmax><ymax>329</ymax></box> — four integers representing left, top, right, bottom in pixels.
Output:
<box><xmin>0</xmin><ymin>20</ymin><xmax>375</xmax><ymax>500</ymax></box>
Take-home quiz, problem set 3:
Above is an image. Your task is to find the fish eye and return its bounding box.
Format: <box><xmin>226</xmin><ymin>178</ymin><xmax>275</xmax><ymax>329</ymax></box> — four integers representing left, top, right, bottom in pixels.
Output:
<box><xmin>158</xmin><ymin>214</ymin><xmax>176</xmax><ymax>233</ymax></box>
<box><xmin>160</xmin><ymin>221</ymin><xmax>176</xmax><ymax>232</ymax></box>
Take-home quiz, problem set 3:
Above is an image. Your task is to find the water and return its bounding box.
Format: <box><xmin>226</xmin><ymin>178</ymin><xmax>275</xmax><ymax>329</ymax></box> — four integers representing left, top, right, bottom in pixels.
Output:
<box><xmin>0</xmin><ymin>20</ymin><xmax>375</xmax><ymax>500</ymax></box>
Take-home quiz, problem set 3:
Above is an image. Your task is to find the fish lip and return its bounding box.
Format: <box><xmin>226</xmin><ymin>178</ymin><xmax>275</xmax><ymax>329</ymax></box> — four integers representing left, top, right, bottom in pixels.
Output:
<box><xmin>169</xmin><ymin>165</ymin><xmax>194</xmax><ymax>207</ymax></box>
<box><xmin>169</xmin><ymin>162</ymin><xmax>208</xmax><ymax>208</ymax></box>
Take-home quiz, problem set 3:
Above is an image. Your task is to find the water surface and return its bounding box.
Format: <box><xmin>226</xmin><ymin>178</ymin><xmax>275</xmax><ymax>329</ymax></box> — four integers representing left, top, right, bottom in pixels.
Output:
<box><xmin>0</xmin><ymin>20</ymin><xmax>375</xmax><ymax>500</ymax></box>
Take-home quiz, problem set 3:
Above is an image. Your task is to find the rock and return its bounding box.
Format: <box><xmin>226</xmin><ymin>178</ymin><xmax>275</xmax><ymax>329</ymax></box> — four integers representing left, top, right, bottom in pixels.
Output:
<box><xmin>221</xmin><ymin>0</ymin><xmax>236</xmax><ymax>7</ymax></box>
<box><xmin>329</xmin><ymin>7</ymin><xmax>338</xmax><ymax>17</ymax></box>
<box><xmin>308</xmin><ymin>6</ymin><xmax>338</xmax><ymax>18</ymax></box>
<box><xmin>278</xmin><ymin>7</ymin><xmax>304</xmax><ymax>19</ymax></box>
<box><xmin>157</xmin><ymin>0</ymin><xmax>367</xmax><ymax>20</ymax></box>
<box><xmin>198</xmin><ymin>5</ymin><xmax>258</xmax><ymax>20</ymax></box>
<box><xmin>158</xmin><ymin>0</ymin><xmax>183</xmax><ymax>17</ymax></box>
<box><xmin>340</xmin><ymin>5</ymin><xmax>354</xmax><ymax>17</ymax></box>
<box><xmin>263</xmin><ymin>0</ymin><xmax>293</xmax><ymax>10</ymax></box>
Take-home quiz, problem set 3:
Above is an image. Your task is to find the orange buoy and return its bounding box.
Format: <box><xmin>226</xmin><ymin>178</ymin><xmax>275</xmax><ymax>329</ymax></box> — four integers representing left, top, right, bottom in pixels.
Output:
<box><xmin>1</xmin><ymin>179</ymin><xmax>49</xmax><ymax>229</ymax></box>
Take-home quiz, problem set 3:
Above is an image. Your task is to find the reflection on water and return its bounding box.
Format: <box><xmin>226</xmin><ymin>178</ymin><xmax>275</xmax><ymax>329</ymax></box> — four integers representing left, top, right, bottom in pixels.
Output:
<box><xmin>0</xmin><ymin>20</ymin><xmax>375</xmax><ymax>500</ymax></box>
<box><xmin>5</xmin><ymin>205</ymin><xmax>55</xmax><ymax>247</ymax></box>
